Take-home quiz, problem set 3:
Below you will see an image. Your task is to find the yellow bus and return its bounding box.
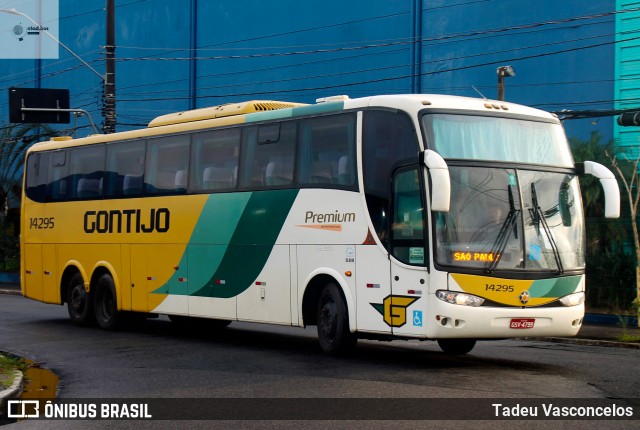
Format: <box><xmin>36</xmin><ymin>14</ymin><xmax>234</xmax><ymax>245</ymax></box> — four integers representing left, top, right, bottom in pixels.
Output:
<box><xmin>21</xmin><ymin>94</ymin><xmax>619</xmax><ymax>355</ymax></box>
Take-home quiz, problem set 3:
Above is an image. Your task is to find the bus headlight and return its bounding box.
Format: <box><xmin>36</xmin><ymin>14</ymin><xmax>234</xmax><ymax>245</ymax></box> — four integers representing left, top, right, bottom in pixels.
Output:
<box><xmin>559</xmin><ymin>292</ymin><xmax>585</xmax><ymax>307</ymax></box>
<box><xmin>436</xmin><ymin>290</ymin><xmax>484</xmax><ymax>307</ymax></box>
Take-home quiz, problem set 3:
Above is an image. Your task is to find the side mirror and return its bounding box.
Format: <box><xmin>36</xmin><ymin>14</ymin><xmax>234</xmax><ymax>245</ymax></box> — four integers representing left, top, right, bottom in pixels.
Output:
<box><xmin>577</xmin><ymin>161</ymin><xmax>620</xmax><ymax>219</ymax></box>
<box><xmin>558</xmin><ymin>181</ymin><xmax>570</xmax><ymax>226</ymax></box>
<box><xmin>422</xmin><ymin>150</ymin><xmax>450</xmax><ymax>212</ymax></box>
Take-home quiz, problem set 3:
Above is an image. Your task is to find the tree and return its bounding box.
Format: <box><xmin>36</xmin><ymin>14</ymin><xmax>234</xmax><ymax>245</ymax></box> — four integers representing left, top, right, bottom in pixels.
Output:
<box><xmin>606</xmin><ymin>143</ymin><xmax>640</xmax><ymax>326</ymax></box>
<box><xmin>569</xmin><ymin>132</ymin><xmax>634</xmax><ymax>315</ymax></box>
<box><xmin>0</xmin><ymin>123</ymin><xmax>52</xmax><ymax>272</ymax></box>
<box><xmin>0</xmin><ymin>124</ymin><xmax>51</xmax><ymax>215</ymax></box>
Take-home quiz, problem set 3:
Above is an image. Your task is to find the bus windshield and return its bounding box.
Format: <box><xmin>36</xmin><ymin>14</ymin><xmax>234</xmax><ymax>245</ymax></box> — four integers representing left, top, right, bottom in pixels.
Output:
<box><xmin>421</xmin><ymin>112</ymin><xmax>585</xmax><ymax>274</ymax></box>
<box><xmin>433</xmin><ymin>167</ymin><xmax>585</xmax><ymax>273</ymax></box>
<box><xmin>422</xmin><ymin>113</ymin><xmax>574</xmax><ymax>167</ymax></box>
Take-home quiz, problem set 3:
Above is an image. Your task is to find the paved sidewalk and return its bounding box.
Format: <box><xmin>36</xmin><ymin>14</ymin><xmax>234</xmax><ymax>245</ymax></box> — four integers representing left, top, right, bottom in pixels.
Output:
<box><xmin>0</xmin><ymin>283</ymin><xmax>21</xmax><ymax>296</ymax></box>
<box><xmin>1</xmin><ymin>282</ymin><xmax>639</xmax><ymax>348</ymax></box>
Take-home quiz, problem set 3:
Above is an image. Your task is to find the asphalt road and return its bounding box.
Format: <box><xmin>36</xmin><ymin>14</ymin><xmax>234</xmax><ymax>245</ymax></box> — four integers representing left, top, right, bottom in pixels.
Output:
<box><xmin>1</xmin><ymin>294</ymin><xmax>639</xmax><ymax>429</ymax></box>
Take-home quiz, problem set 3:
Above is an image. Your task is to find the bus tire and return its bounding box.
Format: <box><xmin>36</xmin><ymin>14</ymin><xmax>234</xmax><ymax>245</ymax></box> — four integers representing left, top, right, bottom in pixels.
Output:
<box><xmin>67</xmin><ymin>273</ymin><xmax>95</xmax><ymax>326</ymax></box>
<box><xmin>316</xmin><ymin>282</ymin><xmax>357</xmax><ymax>355</ymax></box>
<box><xmin>93</xmin><ymin>273</ymin><xmax>120</xmax><ymax>330</ymax></box>
<box><xmin>437</xmin><ymin>339</ymin><xmax>476</xmax><ymax>354</ymax></box>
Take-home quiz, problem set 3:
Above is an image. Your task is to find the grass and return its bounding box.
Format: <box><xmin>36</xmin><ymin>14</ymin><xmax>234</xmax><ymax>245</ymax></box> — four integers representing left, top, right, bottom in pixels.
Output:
<box><xmin>0</xmin><ymin>354</ymin><xmax>25</xmax><ymax>390</ymax></box>
<box><xmin>616</xmin><ymin>314</ymin><xmax>640</xmax><ymax>343</ymax></box>
<box><xmin>618</xmin><ymin>333</ymin><xmax>640</xmax><ymax>343</ymax></box>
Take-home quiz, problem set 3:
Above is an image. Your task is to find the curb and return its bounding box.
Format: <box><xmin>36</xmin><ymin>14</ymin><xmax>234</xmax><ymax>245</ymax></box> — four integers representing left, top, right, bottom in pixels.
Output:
<box><xmin>541</xmin><ymin>336</ymin><xmax>640</xmax><ymax>349</ymax></box>
<box><xmin>0</xmin><ymin>370</ymin><xmax>23</xmax><ymax>416</ymax></box>
<box><xmin>0</xmin><ymin>288</ymin><xmax>21</xmax><ymax>296</ymax></box>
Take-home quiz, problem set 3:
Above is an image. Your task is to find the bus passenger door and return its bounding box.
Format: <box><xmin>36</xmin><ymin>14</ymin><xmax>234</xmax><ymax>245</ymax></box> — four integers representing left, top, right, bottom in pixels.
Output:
<box><xmin>388</xmin><ymin>166</ymin><xmax>428</xmax><ymax>337</ymax></box>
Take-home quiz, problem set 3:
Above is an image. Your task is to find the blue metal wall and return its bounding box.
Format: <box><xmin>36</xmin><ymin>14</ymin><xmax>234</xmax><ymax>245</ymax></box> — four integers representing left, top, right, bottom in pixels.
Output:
<box><xmin>0</xmin><ymin>0</ymin><xmax>619</xmax><ymax>141</ymax></box>
<box><xmin>422</xmin><ymin>0</ymin><xmax>616</xmax><ymax>141</ymax></box>
<box><xmin>615</xmin><ymin>0</ymin><xmax>640</xmax><ymax>154</ymax></box>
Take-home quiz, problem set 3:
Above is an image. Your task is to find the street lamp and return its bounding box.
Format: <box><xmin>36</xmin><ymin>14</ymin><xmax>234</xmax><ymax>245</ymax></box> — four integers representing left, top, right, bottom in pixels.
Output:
<box><xmin>0</xmin><ymin>8</ymin><xmax>105</xmax><ymax>81</ymax></box>
<box><xmin>497</xmin><ymin>65</ymin><xmax>516</xmax><ymax>101</ymax></box>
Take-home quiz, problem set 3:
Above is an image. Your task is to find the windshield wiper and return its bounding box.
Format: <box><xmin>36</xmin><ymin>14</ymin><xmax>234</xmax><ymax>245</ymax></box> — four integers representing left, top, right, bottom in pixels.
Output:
<box><xmin>485</xmin><ymin>185</ymin><xmax>520</xmax><ymax>273</ymax></box>
<box><xmin>529</xmin><ymin>183</ymin><xmax>564</xmax><ymax>274</ymax></box>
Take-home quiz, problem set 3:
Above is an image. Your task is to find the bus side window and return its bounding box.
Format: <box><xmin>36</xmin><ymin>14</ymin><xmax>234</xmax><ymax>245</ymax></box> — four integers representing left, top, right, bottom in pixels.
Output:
<box><xmin>69</xmin><ymin>145</ymin><xmax>105</xmax><ymax>200</ymax></box>
<box><xmin>46</xmin><ymin>150</ymin><xmax>69</xmax><ymax>202</ymax></box>
<box><xmin>25</xmin><ymin>152</ymin><xmax>50</xmax><ymax>203</ymax></box>
<box><xmin>362</xmin><ymin>110</ymin><xmax>420</xmax><ymax>249</ymax></box>
<box><xmin>145</xmin><ymin>135</ymin><xmax>190</xmax><ymax>195</ymax></box>
<box><xmin>297</xmin><ymin>113</ymin><xmax>356</xmax><ymax>188</ymax></box>
<box><xmin>391</xmin><ymin>167</ymin><xmax>426</xmax><ymax>266</ymax></box>
<box><xmin>240</xmin><ymin>122</ymin><xmax>296</xmax><ymax>189</ymax></box>
<box><xmin>105</xmin><ymin>140</ymin><xmax>146</xmax><ymax>198</ymax></box>
<box><xmin>191</xmin><ymin>128</ymin><xmax>240</xmax><ymax>192</ymax></box>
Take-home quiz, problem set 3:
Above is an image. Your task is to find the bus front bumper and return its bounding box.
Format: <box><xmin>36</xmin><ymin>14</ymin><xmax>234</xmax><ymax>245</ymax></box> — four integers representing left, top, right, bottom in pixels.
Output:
<box><xmin>426</xmin><ymin>298</ymin><xmax>584</xmax><ymax>339</ymax></box>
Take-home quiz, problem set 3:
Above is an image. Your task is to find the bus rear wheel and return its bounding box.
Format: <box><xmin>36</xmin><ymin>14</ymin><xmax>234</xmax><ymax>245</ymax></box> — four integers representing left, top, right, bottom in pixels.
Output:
<box><xmin>316</xmin><ymin>283</ymin><xmax>357</xmax><ymax>355</ymax></box>
<box><xmin>437</xmin><ymin>339</ymin><xmax>476</xmax><ymax>354</ymax></box>
<box><xmin>94</xmin><ymin>273</ymin><xmax>120</xmax><ymax>330</ymax></box>
<box><xmin>67</xmin><ymin>273</ymin><xmax>95</xmax><ymax>326</ymax></box>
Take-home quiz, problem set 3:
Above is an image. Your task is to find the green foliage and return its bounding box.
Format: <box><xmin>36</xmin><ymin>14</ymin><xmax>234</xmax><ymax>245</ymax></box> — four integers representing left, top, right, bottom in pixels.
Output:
<box><xmin>569</xmin><ymin>131</ymin><xmax>615</xmax><ymax>215</ymax></box>
<box><xmin>0</xmin><ymin>123</ymin><xmax>53</xmax><ymax>212</ymax></box>
<box><xmin>0</xmin><ymin>123</ymin><xmax>54</xmax><ymax>273</ymax></box>
<box><xmin>0</xmin><ymin>354</ymin><xmax>25</xmax><ymax>390</ymax></box>
<box><xmin>0</xmin><ymin>217</ymin><xmax>19</xmax><ymax>272</ymax></box>
<box><xmin>570</xmin><ymin>132</ymin><xmax>636</xmax><ymax>313</ymax></box>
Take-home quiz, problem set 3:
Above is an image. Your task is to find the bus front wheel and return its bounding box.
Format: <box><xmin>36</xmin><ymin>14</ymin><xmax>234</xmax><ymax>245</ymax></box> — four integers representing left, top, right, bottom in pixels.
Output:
<box><xmin>316</xmin><ymin>283</ymin><xmax>357</xmax><ymax>355</ymax></box>
<box><xmin>437</xmin><ymin>339</ymin><xmax>476</xmax><ymax>354</ymax></box>
<box><xmin>93</xmin><ymin>273</ymin><xmax>120</xmax><ymax>330</ymax></box>
<box><xmin>67</xmin><ymin>273</ymin><xmax>95</xmax><ymax>326</ymax></box>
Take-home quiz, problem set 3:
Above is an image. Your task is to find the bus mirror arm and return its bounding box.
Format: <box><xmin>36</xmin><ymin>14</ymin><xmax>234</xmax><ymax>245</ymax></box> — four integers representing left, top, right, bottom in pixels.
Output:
<box><xmin>421</xmin><ymin>150</ymin><xmax>450</xmax><ymax>212</ymax></box>
<box><xmin>577</xmin><ymin>161</ymin><xmax>620</xmax><ymax>219</ymax></box>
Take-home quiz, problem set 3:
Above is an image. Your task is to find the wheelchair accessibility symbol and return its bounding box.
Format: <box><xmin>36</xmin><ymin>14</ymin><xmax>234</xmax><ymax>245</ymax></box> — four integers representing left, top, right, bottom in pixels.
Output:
<box><xmin>413</xmin><ymin>310</ymin><xmax>423</xmax><ymax>327</ymax></box>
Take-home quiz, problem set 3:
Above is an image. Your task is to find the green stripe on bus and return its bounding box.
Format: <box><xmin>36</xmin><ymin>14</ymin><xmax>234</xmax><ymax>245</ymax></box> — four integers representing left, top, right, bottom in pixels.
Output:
<box><xmin>244</xmin><ymin>101</ymin><xmax>345</xmax><ymax>124</ymax></box>
<box><xmin>192</xmin><ymin>189</ymin><xmax>299</xmax><ymax>298</ymax></box>
<box><xmin>291</xmin><ymin>101</ymin><xmax>344</xmax><ymax>117</ymax></box>
<box><xmin>153</xmin><ymin>193</ymin><xmax>252</xmax><ymax>296</ymax></box>
<box><xmin>245</xmin><ymin>109</ymin><xmax>295</xmax><ymax>123</ymax></box>
<box><xmin>529</xmin><ymin>276</ymin><xmax>581</xmax><ymax>298</ymax></box>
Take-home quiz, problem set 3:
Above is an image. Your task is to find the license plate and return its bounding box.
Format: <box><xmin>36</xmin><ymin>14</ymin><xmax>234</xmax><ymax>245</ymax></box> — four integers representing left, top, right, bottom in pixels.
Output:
<box><xmin>510</xmin><ymin>318</ymin><xmax>535</xmax><ymax>329</ymax></box>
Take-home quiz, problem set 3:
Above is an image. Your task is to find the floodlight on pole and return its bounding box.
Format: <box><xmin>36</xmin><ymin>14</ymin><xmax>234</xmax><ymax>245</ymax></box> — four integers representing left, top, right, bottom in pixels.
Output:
<box><xmin>497</xmin><ymin>65</ymin><xmax>516</xmax><ymax>101</ymax></box>
<box><xmin>0</xmin><ymin>8</ymin><xmax>105</xmax><ymax>81</ymax></box>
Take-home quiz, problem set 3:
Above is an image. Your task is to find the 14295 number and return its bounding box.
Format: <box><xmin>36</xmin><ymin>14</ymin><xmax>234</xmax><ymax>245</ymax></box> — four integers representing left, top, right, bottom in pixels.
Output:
<box><xmin>485</xmin><ymin>284</ymin><xmax>514</xmax><ymax>292</ymax></box>
<box><xmin>30</xmin><ymin>217</ymin><xmax>55</xmax><ymax>229</ymax></box>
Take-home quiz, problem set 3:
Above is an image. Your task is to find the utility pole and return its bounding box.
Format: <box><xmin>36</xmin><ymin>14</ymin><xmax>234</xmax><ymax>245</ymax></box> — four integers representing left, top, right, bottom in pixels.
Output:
<box><xmin>103</xmin><ymin>0</ymin><xmax>116</xmax><ymax>134</ymax></box>
<box><xmin>496</xmin><ymin>65</ymin><xmax>515</xmax><ymax>101</ymax></box>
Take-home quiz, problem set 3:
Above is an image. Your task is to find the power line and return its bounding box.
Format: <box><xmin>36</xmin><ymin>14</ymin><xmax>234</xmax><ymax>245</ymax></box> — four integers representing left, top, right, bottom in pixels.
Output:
<box><xmin>1</xmin><ymin>6</ymin><xmax>625</xmax><ymax>90</ymax></box>
<box><xmin>114</xmin><ymin>7</ymin><xmax>631</xmax><ymax>60</ymax></box>
<box><xmin>113</xmin><ymin>31</ymin><xmax>613</xmax><ymax>99</ymax></box>
<box><xmin>3</xmin><ymin>3</ymin><xmax>639</xmax><ymax>132</ymax></box>
<box><xmin>108</xmin><ymin>17</ymin><xmax>615</xmax><ymax>97</ymax></box>
<box><xmin>113</xmin><ymin>32</ymin><xmax>640</xmax><ymax>103</ymax></box>
<box><xmin>552</xmin><ymin>107</ymin><xmax>640</xmax><ymax>120</ymax></box>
